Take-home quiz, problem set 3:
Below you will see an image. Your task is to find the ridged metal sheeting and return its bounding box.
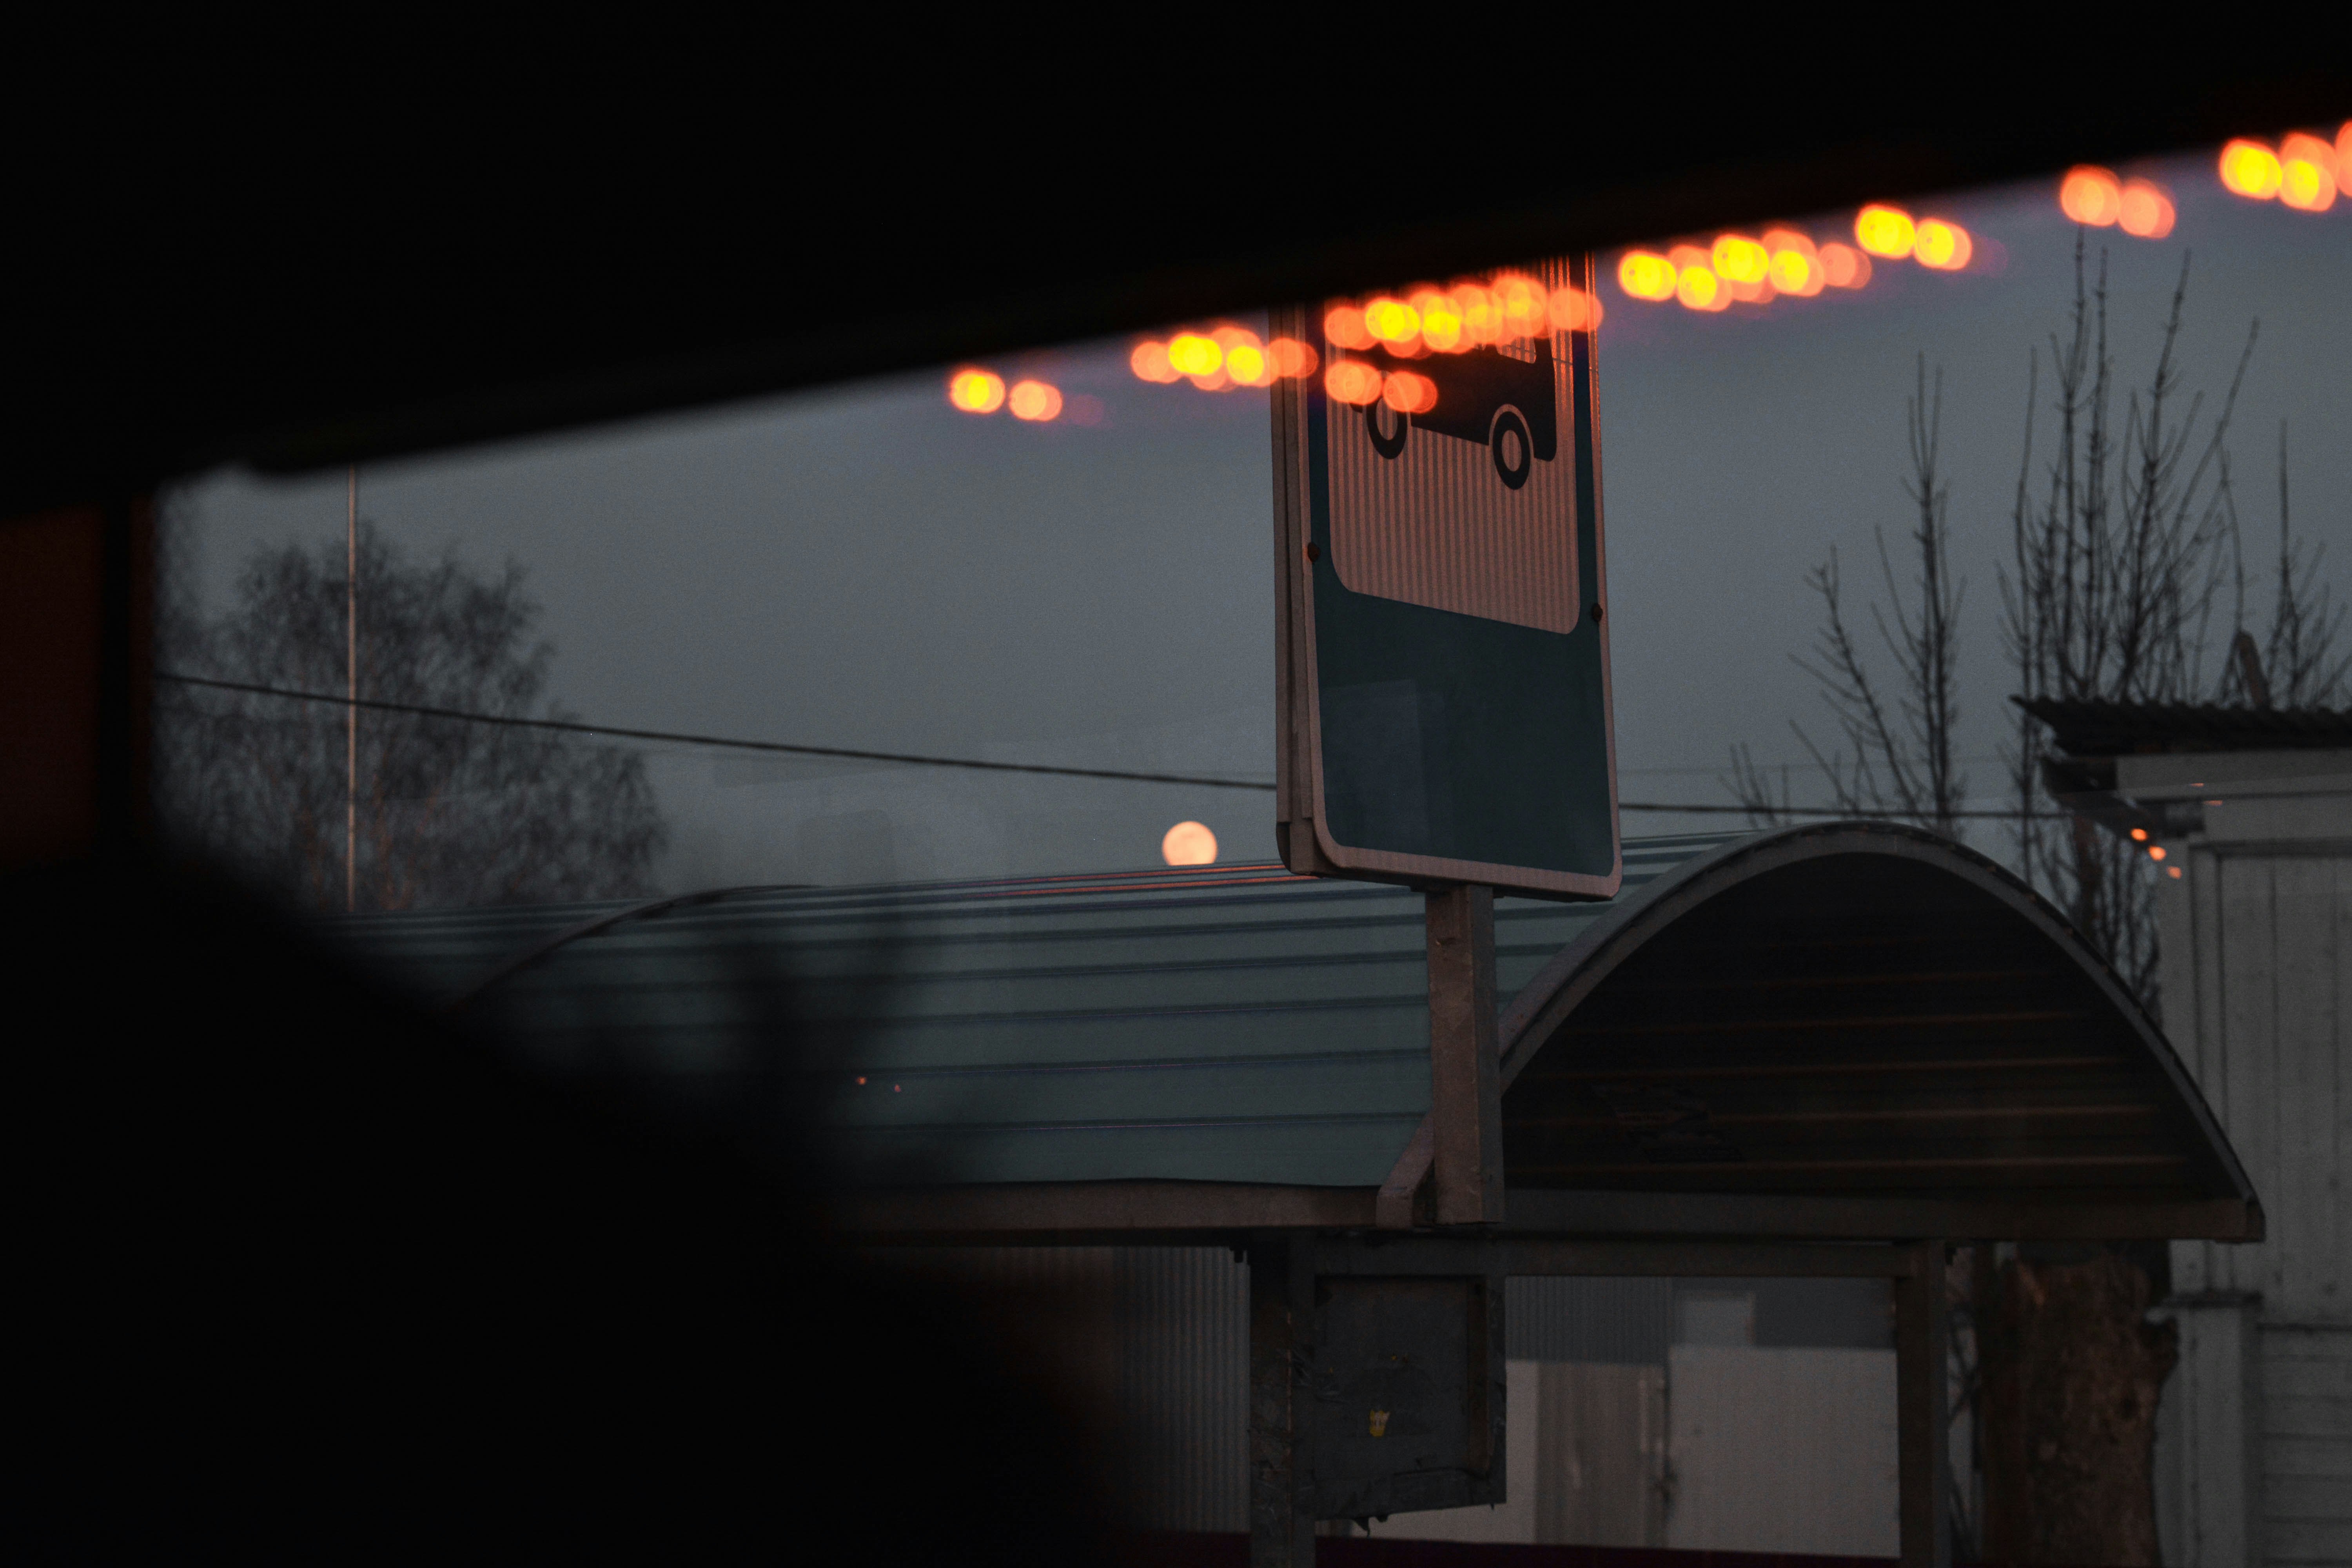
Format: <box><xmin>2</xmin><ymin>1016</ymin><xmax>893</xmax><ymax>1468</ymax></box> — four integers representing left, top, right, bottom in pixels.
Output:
<box><xmin>1505</xmin><ymin>1277</ymin><xmax>1674</xmax><ymax>1366</ymax></box>
<box><xmin>330</xmin><ymin>835</ymin><xmax>1732</xmax><ymax>1191</ymax></box>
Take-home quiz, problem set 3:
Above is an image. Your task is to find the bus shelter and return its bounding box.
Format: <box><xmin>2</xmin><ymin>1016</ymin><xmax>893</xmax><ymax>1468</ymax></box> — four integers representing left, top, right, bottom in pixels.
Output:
<box><xmin>353</xmin><ymin>822</ymin><xmax>2261</xmax><ymax>1568</ymax></box>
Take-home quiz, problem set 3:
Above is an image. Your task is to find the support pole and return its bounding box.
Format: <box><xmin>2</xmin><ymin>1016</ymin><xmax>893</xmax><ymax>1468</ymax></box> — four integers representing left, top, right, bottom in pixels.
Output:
<box><xmin>1426</xmin><ymin>885</ymin><xmax>1502</xmax><ymax>1225</ymax></box>
<box><xmin>1248</xmin><ymin>1232</ymin><xmax>1316</xmax><ymax>1568</ymax></box>
<box><xmin>1895</xmin><ymin>1238</ymin><xmax>1952</xmax><ymax>1568</ymax></box>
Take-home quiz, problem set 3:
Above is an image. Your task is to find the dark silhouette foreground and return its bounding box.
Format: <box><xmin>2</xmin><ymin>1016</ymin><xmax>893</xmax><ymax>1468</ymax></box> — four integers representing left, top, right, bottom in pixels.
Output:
<box><xmin>12</xmin><ymin>851</ymin><xmax>1107</xmax><ymax>1561</ymax></box>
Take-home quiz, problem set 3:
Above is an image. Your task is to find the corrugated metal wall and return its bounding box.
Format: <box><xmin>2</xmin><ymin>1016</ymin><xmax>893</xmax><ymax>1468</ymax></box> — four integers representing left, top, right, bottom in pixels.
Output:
<box><xmin>1116</xmin><ymin>1248</ymin><xmax>1250</xmax><ymax>1533</ymax></box>
<box><xmin>1506</xmin><ymin>1278</ymin><xmax>1674</xmax><ymax>1365</ymax></box>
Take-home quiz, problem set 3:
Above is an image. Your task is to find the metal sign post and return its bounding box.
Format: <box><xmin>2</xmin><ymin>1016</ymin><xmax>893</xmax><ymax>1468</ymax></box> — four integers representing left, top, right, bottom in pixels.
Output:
<box><xmin>1272</xmin><ymin>257</ymin><xmax>1616</xmax><ymax>1226</ymax></box>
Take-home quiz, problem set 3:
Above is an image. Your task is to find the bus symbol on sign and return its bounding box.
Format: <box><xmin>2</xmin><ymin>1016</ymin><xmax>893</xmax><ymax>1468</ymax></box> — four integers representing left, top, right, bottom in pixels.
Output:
<box><xmin>1357</xmin><ymin>333</ymin><xmax>1559</xmax><ymax>489</ymax></box>
<box><xmin>1323</xmin><ymin>272</ymin><xmax>1581</xmax><ymax>637</ymax></box>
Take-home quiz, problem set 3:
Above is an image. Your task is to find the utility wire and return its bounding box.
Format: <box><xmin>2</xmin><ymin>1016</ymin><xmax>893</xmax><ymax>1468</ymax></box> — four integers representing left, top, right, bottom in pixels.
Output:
<box><xmin>156</xmin><ymin>673</ymin><xmax>1280</xmax><ymax>793</ymax></box>
<box><xmin>157</xmin><ymin>672</ymin><xmax>2034</xmax><ymax>820</ymax></box>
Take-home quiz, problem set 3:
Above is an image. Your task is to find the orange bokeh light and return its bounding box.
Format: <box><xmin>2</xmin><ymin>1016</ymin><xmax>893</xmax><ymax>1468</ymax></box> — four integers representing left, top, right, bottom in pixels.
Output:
<box><xmin>1323</xmin><ymin>304</ymin><xmax>1374</xmax><ymax>350</ymax></box>
<box><xmin>2279</xmin><ymin>132</ymin><xmax>2338</xmax><ymax>211</ymax></box>
<box><xmin>1818</xmin><ymin>243</ymin><xmax>1871</xmax><ymax>289</ymax></box>
<box><xmin>1167</xmin><ymin>332</ymin><xmax>1223</xmax><ymax>376</ymax></box>
<box><xmin>947</xmin><ymin>368</ymin><xmax>1006</xmax><ymax>414</ymax></box>
<box><xmin>2129</xmin><ymin>827</ymin><xmax>2149</xmax><ymax>842</ymax></box>
<box><xmin>1382</xmin><ymin>370</ymin><xmax>1437</xmax><ymax>414</ymax></box>
<box><xmin>1617</xmin><ymin>251</ymin><xmax>1679</xmax><ymax>302</ymax></box>
<box><xmin>1855</xmin><ymin>205</ymin><xmax>1916</xmax><ymax>259</ymax></box>
<box><xmin>1130</xmin><ymin>341</ymin><xmax>1180</xmax><ymax>383</ymax></box>
<box><xmin>1915</xmin><ymin>219</ymin><xmax>1972</xmax><ymax>270</ymax></box>
<box><xmin>1492</xmin><ymin>273</ymin><xmax>1549</xmax><ymax>338</ymax></box>
<box><xmin>1548</xmin><ymin>286</ymin><xmax>1603</xmax><ymax>331</ymax></box>
<box><xmin>2220</xmin><ymin>139</ymin><xmax>2283</xmax><ymax>199</ymax></box>
<box><xmin>1225</xmin><ymin>343</ymin><xmax>1272</xmax><ymax>387</ymax></box>
<box><xmin>1711</xmin><ymin>234</ymin><xmax>1770</xmax><ymax>284</ymax></box>
<box><xmin>2118</xmin><ymin>180</ymin><xmax>2176</xmax><ymax>238</ymax></box>
<box><xmin>1007</xmin><ymin>380</ymin><xmax>1062</xmax><ymax>421</ymax></box>
<box><xmin>1325</xmin><ymin>360</ymin><xmax>1385</xmax><ymax>405</ymax></box>
<box><xmin>2338</xmin><ymin>121</ymin><xmax>2352</xmax><ymax>196</ymax></box>
<box><xmin>1268</xmin><ymin>338</ymin><xmax>1320</xmax><ymax>378</ymax></box>
<box><xmin>2149</xmin><ymin>845</ymin><xmax>2167</xmax><ymax>862</ymax></box>
<box><xmin>2059</xmin><ymin>166</ymin><xmax>2122</xmax><ymax>226</ymax></box>
<box><xmin>1763</xmin><ymin>229</ymin><xmax>1822</xmax><ymax>296</ymax></box>
<box><xmin>1362</xmin><ymin>296</ymin><xmax>1422</xmax><ymax>346</ymax></box>
<box><xmin>1675</xmin><ymin>265</ymin><xmax>1726</xmax><ymax>311</ymax></box>
<box><xmin>1446</xmin><ymin>283</ymin><xmax>1496</xmax><ymax>345</ymax></box>
<box><xmin>1415</xmin><ymin>287</ymin><xmax>1465</xmax><ymax>351</ymax></box>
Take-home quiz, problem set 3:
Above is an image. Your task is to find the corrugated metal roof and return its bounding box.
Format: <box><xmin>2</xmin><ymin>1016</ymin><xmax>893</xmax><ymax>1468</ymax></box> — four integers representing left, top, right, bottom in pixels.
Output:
<box><xmin>331</xmin><ymin>834</ymin><xmax>1736</xmax><ymax>1191</ymax></box>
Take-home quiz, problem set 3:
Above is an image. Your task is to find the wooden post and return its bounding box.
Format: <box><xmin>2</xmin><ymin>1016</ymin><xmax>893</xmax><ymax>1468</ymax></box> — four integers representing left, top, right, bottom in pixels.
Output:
<box><xmin>1426</xmin><ymin>885</ymin><xmax>1502</xmax><ymax>1225</ymax></box>
<box><xmin>1249</xmin><ymin>1232</ymin><xmax>1316</xmax><ymax>1568</ymax></box>
<box><xmin>1895</xmin><ymin>1239</ymin><xmax>1952</xmax><ymax>1568</ymax></box>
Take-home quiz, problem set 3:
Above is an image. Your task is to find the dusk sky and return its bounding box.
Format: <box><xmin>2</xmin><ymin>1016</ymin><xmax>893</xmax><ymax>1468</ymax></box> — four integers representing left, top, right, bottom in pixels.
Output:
<box><xmin>169</xmin><ymin>148</ymin><xmax>2351</xmax><ymax>893</ymax></box>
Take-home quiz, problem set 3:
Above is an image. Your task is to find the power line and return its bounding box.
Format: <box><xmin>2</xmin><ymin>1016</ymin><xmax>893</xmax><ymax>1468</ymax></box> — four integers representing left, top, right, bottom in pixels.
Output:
<box><xmin>157</xmin><ymin>672</ymin><xmax>2036</xmax><ymax>820</ymax></box>
<box><xmin>156</xmin><ymin>674</ymin><xmax>1281</xmax><ymax>793</ymax></box>
<box><xmin>1618</xmin><ymin>800</ymin><xmax>2023</xmax><ymax>820</ymax></box>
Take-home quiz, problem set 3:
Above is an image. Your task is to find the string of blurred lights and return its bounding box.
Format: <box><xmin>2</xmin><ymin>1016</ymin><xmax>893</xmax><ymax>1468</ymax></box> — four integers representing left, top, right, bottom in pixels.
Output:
<box><xmin>946</xmin><ymin>126</ymin><xmax>2350</xmax><ymax>419</ymax></box>
<box><xmin>2216</xmin><ymin>122</ymin><xmax>2349</xmax><ymax>211</ymax></box>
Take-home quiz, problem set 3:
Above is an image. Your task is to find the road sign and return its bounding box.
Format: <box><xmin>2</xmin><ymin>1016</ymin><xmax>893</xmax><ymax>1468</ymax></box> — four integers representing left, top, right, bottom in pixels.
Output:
<box><xmin>1272</xmin><ymin>256</ymin><xmax>1619</xmax><ymax>899</ymax></box>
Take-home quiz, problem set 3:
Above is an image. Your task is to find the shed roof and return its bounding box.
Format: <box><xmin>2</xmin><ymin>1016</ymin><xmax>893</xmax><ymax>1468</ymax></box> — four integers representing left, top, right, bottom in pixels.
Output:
<box><xmin>340</xmin><ymin>835</ymin><xmax>1728</xmax><ymax>1192</ymax></box>
<box><xmin>337</xmin><ymin>825</ymin><xmax>2258</xmax><ymax>1243</ymax></box>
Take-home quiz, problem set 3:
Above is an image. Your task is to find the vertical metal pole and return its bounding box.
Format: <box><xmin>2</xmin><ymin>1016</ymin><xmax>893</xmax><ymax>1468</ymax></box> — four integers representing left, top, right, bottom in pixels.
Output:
<box><xmin>1896</xmin><ymin>1240</ymin><xmax>1952</xmax><ymax>1568</ymax></box>
<box><xmin>1426</xmin><ymin>885</ymin><xmax>1502</xmax><ymax>1225</ymax></box>
<box><xmin>1248</xmin><ymin>1232</ymin><xmax>1316</xmax><ymax>1568</ymax></box>
<box><xmin>345</xmin><ymin>467</ymin><xmax>357</xmax><ymax>914</ymax></box>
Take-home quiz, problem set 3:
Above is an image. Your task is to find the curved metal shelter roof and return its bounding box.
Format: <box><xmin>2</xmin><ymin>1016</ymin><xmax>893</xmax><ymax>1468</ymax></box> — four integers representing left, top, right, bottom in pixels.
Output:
<box><xmin>334</xmin><ymin>824</ymin><xmax>2257</xmax><ymax>1244</ymax></box>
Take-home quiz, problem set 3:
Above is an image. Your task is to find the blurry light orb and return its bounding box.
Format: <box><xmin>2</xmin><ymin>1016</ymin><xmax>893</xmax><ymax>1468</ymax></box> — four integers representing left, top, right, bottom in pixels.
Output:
<box><xmin>2058</xmin><ymin>166</ymin><xmax>2122</xmax><ymax>226</ymax></box>
<box><xmin>2130</xmin><ymin>827</ymin><xmax>2149</xmax><ymax>842</ymax></box>
<box><xmin>1323</xmin><ymin>304</ymin><xmax>1374</xmax><ymax>349</ymax></box>
<box><xmin>2117</xmin><ymin>180</ymin><xmax>2175</xmax><ymax>238</ymax></box>
<box><xmin>1493</xmin><ymin>273</ymin><xmax>1547</xmax><ymax>336</ymax></box>
<box><xmin>1162</xmin><ymin>820</ymin><xmax>1218</xmax><ymax>866</ymax></box>
<box><xmin>947</xmin><ymin>369</ymin><xmax>1006</xmax><ymax>414</ymax></box>
<box><xmin>2338</xmin><ymin>121</ymin><xmax>2352</xmax><ymax>196</ymax></box>
<box><xmin>1454</xmin><ymin>283</ymin><xmax>1502</xmax><ymax>342</ymax></box>
<box><xmin>1675</xmin><ymin>266</ymin><xmax>1724</xmax><ymax>310</ymax></box>
<box><xmin>1167</xmin><ymin>332</ymin><xmax>1224</xmax><ymax>376</ymax></box>
<box><xmin>2219</xmin><ymin>139</ymin><xmax>2283</xmax><ymax>199</ymax></box>
<box><xmin>1225</xmin><ymin>343</ymin><xmax>1272</xmax><ymax>386</ymax></box>
<box><xmin>2168</xmin><ymin>866</ymin><xmax>2183</xmax><ymax>879</ymax></box>
<box><xmin>1007</xmin><ymin>379</ymin><xmax>1063</xmax><ymax>421</ymax></box>
<box><xmin>1768</xmin><ymin>249</ymin><xmax>1817</xmax><ymax>295</ymax></box>
<box><xmin>1363</xmin><ymin>296</ymin><xmax>1421</xmax><ymax>343</ymax></box>
<box><xmin>1548</xmin><ymin>285</ymin><xmax>1599</xmax><ymax>331</ymax></box>
<box><xmin>1324</xmin><ymin>360</ymin><xmax>1385</xmax><ymax>405</ymax></box>
<box><xmin>1914</xmin><ymin>219</ymin><xmax>1972</xmax><ymax>270</ymax></box>
<box><xmin>1617</xmin><ymin>251</ymin><xmax>1679</xmax><ymax>302</ymax></box>
<box><xmin>1762</xmin><ymin>230</ymin><xmax>1821</xmax><ymax>296</ymax></box>
<box><xmin>1268</xmin><ymin>338</ymin><xmax>1320</xmax><ymax>378</ymax></box>
<box><xmin>1854</xmin><ymin>205</ymin><xmax>1916</xmax><ymax>259</ymax></box>
<box><xmin>1416</xmin><ymin>289</ymin><xmax>1465</xmax><ymax>351</ymax></box>
<box><xmin>2148</xmin><ymin>845</ymin><xmax>2167</xmax><ymax>862</ymax></box>
<box><xmin>1818</xmin><ymin>243</ymin><xmax>1871</xmax><ymax>289</ymax></box>
<box><xmin>1382</xmin><ymin>370</ymin><xmax>1437</xmax><ymax>414</ymax></box>
<box><xmin>1710</xmin><ymin>234</ymin><xmax>1769</xmax><ymax>283</ymax></box>
<box><xmin>2278</xmin><ymin>133</ymin><xmax>2337</xmax><ymax>211</ymax></box>
<box><xmin>1130</xmin><ymin>341</ymin><xmax>1180</xmax><ymax>383</ymax></box>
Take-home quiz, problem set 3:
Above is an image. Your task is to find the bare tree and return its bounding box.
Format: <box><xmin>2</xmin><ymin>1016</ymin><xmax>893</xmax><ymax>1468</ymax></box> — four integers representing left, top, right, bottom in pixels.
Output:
<box><xmin>2218</xmin><ymin>423</ymin><xmax>2352</xmax><ymax>709</ymax></box>
<box><xmin>158</xmin><ymin>522</ymin><xmax>667</xmax><ymax>912</ymax></box>
<box><xmin>1729</xmin><ymin>356</ymin><xmax>1967</xmax><ymax>837</ymax></box>
<box><xmin>2001</xmin><ymin>244</ymin><xmax>2252</xmax><ymax>1005</ymax></box>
